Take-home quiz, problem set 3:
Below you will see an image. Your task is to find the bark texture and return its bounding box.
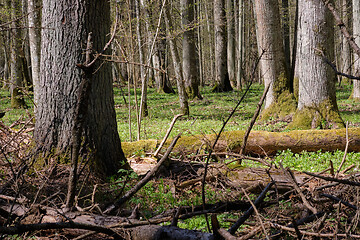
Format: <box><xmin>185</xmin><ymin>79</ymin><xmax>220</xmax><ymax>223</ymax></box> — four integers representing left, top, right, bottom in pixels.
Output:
<box><xmin>290</xmin><ymin>0</ymin><xmax>344</xmax><ymax>129</ymax></box>
<box><xmin>254</xmin><ymin>0</ymin><xmax>295</xmax><ymax>119</ymax></box>
<box><xmin>352</xmin><ymin>0</ymin><xmax>360</xmax><ymax>100</ymax></box>
<box><xmin>213</xmin><ymin>0</ymin><xmax>233</xmax><ymax>92</ymax></box>
<box><xmin>227</xmin><ymin>0</ymin><xmax>235</xmax><ymax>85</ymax></box>
<box><xmin>35</xmin><ymin>0</ymin><xmax>128</xmax><ymax>177</ymax></box>
<box><xmin>181</xmin><ymin>0</ymin><xmax>202</xmax><ymax>99</ymax></box>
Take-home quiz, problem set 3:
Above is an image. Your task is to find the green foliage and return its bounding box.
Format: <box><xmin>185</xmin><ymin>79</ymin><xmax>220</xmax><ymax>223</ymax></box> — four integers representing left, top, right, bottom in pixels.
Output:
<box><xmin>274</xmin><ymin>149</ymin><xmax>360</xmax><ymax>172</ymax></box>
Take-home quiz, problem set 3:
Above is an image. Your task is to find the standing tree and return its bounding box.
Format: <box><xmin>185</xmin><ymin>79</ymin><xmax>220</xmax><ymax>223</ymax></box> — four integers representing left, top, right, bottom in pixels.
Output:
<box><xmin>10</xmin><ymin>0</ymin><xmax>26</xmax><ymax>108</ymax></box>
<box><xmin>27</xmin><ymin>0</ymin><xmax>41</xmax><ymax>107</ymax></box>
<box><xmin>213</xmin><ymin>0</ymin><xmax>233</xmax><ymax>92</ymax></box>
<box><xmin>35</xmin><ymin>0</ymin><xmax>128</xmax><ymax>177</ymax></box>
<box><xmin>181</xmin><ymin>0</ymin><xmax>202</xmax><ymax>99</ymax></box>
<box><xmin>253</xmin><ymin>0</ymin><xmax>296</xmax><ymax>119</ymax></box>
<box><xmin>352</xmin><ymin>0</ymin><xmax>360</xmax><ymax>100</ymax></box>
<box><xmin>289</xmin><ymin>0</ymin><xmax>344</xmax><ymax>129</ymax></box>
<box><xmin>226</xmin><ymin>0</ymin><xmax>235</xmax><ymax>86</ymax></box>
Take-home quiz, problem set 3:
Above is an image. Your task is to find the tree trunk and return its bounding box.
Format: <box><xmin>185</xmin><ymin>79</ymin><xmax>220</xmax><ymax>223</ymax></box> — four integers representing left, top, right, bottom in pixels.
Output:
<box><xmin>136</xmin><ymin>0</ymin><xmax>148</xmax><ymax>121</ymax></box>
<box><xmin>352</xmin><ymin>0</ymin><xmax>360</xmax><ymax>100</ymax></box>
<box><xmin>226</xmin><ymin>0</ymin><xmax>235</xmax><ymax>86</ymax></box>
<box><xmin>253</xmin><ymin>0</ymin><xmax>296</xmax><ymax>119</ymax></box>
<box><xmin>181</xmin><ymin>0</ymin><xmax>202</xmax><ymax>99</ymax></box>
<box><xmin>27</xmin><ymin>0</ymin><xmax>41</xmax><ymax>107</ymax></box>
<box><xmin>213</xmin><ymin>0</ymin><xmax>233</xmax><ymax>92</ymax></box>
<box><xmin>10</xmin><ymin>0</ymin><xmax>26</xmax><ymax>108</ymax></box>
<box><xmin>340</xmin><ymin>0</ymin><xmax>352</xmax><ymax>82</ymax></box>
<box><xmin>165</xmin><ymin>2</ymin><xmax>189</xmax><ymax>115</ymax></box>
<box><xmin>35</xmin><ymin>0</ymin><xmax>129</xmax><ymax>177</ymax></box>
<box><xmin>289</xmin><ymin>0</ymin><xmax>344</xmax><ymax>129</ymax></box>
<box><xmin>236</xmin><ymin>0</ymin><xmax>244</xmax><ymax>90</ymax></box>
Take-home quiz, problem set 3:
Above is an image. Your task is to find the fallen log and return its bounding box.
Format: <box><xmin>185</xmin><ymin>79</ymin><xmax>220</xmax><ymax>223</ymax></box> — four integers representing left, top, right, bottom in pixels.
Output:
<box><xmin>122</xmin><ymin>128</ymin><xmax>360</xmax><ymax>157</ymax></box>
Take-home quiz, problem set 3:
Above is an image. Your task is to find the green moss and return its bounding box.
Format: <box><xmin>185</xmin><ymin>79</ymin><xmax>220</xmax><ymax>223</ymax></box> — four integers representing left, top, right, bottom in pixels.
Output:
<box><xmin>11</xmin><ymin>88</ymin><xmax>26</xmax><ymax>109</ymax></box>
<box><xmin>293</xmin><ymin>76</ymin><xmax>299</xmax><ymax>101</ymax></box>
<box><xmin>121</xmin><ymin>139</ymin><xmax>158</xmax><ymax>157</ymax></box>
<box><xmin>261</xmin><ymin>90</ymin><xmax>297</xmax><ymax>120</ymax></box>
<box><xmin>288</xmin><ymin>98</ymin><xmax>345</xmax><ymax>130</ymax></box>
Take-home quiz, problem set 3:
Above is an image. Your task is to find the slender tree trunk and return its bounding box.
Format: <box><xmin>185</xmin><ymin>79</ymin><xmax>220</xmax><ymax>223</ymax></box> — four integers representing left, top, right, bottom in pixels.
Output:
<box><xmin>340</xmin><ymin>0</ymin><xmax>352</xmax><ymax>82</ymax></box>
<box><xmin>289</xmin><ymin>0</ymin><xmax>344</xmax><ymax>129</ymax></box>
<box><xmin>35</xmin><ymin>0</ymin><xmax>129</xmax><ymax>177</ymax></box>
<box><xmin>136</xmin><ymin>0</ymin><xmax>148</xmax><ymax>123</ymax></box>
<box><xmin>27</xmin><ymin>0</ymin><xmax>41</xmax><ymax>107</ymax></box>
<box><xmin>181</xmin><ymin>0</ymin><xmax>202</xmax><ymax>99</ymax></box>
<box><xmin>282</xmin><ymin>0</ymin><xmax>291</xmax><ymax>76</ymax></box>
<box><xmin>10</xmin><ymin>0</ymin><xmax>26</xmax><ymax>108</ymax></box>
<box><xmin>253</xmin><ymin>0</ymin><xmax>295</xmax><ymax>119</ymax></box>
<box><xmin>226</xmin><ymin>0</ymin><xmax>235</xmax><ymax>86</ymax></box>
<box><xmin>352</xmin><ymin>0</ymin><xmax>360</xmax><ymax>100</ymax></box>
<box><xmin>236</xmin><ymin>0</ymin><xmax>244</xmax><ymax>90</ymax></box>
<box><xmin>165</xmin><ymin>1</ymin><xmax>189</xmax><ymax>115</ymax></box>
<box><xmin>203</xmin><ymin>1</ymin><xmax>215</xmax><ymax>84</ymax></box>
<box><xmin>213</xmin><ymin>0</ymin><xmax>233</xmax><ymax>92</ymax></box>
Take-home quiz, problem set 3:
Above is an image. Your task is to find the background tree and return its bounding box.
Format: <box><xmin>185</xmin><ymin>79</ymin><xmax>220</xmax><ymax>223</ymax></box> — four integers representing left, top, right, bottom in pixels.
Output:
<box><xmin>290</xmin><ymin>0</ymin><xmax>344</xmax><ymax>129</ymax></box>
<box><xmin>35</xmin><ymin>0</ymin><xmax>128</xmax><ymax>177</ymax></box>
<box><xmin>181</xmin><ymin>0</ymin><xmax>202</xmax><ymax>99</ymax></box>
<box><xmin>9</xmin><ymin>0</ymin><xmax>26</xmax><ymax>108</ymax></box>
<box><xmin>253</xmin><ymin>0</ymin><xmax>296</xmax><ymax>119</ymax></box>
<box><xmin>213</xmin><ymin>0</ymin><xmax>232</xmax><ymax>92</ymax></box>
<box><xmin>226</xmin><ymin>0</ymin><xmax>235</xmax><ymax>86</ymax></box>
<box><xmin>352</xmin><ymin>0</ymin><xmax>360</xmax><ymax>100</ymax></box>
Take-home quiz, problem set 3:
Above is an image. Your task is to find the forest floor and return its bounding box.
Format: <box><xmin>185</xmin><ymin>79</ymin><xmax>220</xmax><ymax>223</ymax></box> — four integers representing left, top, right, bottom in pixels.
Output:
<box><xmin>1</xmin><ymin>82</ymin><xmax>360</xmax><ymax>239</ymax></box>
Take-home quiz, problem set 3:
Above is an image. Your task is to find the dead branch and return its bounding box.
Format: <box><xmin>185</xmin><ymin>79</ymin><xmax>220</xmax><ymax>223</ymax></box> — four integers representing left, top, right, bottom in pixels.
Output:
<box><xmin>0</xmin><ymin>221</ymin><xmax>124</xmax><ymax>239</ymax></box>
<box><xmin>304</xmin><ymin>172</ymin><xmax>360</xmax><ymax>187</ymax></box>
<box><xmin>228</xmin><ymin>181</ymin><xmax>274</xmax><ymax>235</ymax></box>
<box><xmin>240</xmin><ymin>81</ymin><xmax>271</xmax><ymax>155</ymax></box>
<box><xmin>104</xmin><ymin>134</ymin><xmax>181</xmax><ymax>214</ymax></box>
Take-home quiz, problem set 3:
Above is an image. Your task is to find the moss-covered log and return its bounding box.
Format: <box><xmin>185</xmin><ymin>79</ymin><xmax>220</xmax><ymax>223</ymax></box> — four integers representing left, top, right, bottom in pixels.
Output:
<box><xmin>122</xmin><ymin>128</ymin><xmax>360</xmax><ymax>157</ymax></box>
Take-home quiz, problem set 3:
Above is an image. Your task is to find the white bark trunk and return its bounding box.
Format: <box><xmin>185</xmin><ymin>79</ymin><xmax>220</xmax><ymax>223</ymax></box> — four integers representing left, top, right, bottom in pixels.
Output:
<box><xmin>27</xmin><ymin>0</ymin><xmax>41</xmax><ymax>107</ymax></box>
<box><xmin>352</xmin><ymin>0</ymin><xmax>360</xmax><ymax>100</ymax></box>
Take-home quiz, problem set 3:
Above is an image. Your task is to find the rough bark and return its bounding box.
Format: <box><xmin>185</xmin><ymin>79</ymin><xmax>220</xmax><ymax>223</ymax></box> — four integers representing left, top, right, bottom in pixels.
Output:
<box><xmin>164</xmin><ymin>2</ymin><xmax>189</xmax><ymax>115</ymax></box>
<box><xmin>10</xmin><ymin>0</ymin><xmax>26</xmax><ymax>108</ymax></box>
<box><xmin>181</xmin><ymin>0</ymin><xmax>202</xmax><ymax>99</ymax></box>
<box><xmin>27</xmin><ymin>0</ymin><xmax>41</xmax><ymax>107</ymax></box>
<box><xmin>35</xmin><ymin>0</ymin><xmax>128</xmax><ymax>177</ymax></box>
<box><xmin>122</xmin><ymin>128</ymin><xmax>360</xmax><ymax>157</ymax></box>
<box><xmin>253</xmin><ymin>0</ymin><xmax>296</xmax><ymax>119</ymax></box>
<box><xmin>289</xmin><ymin>0</ymin><xmax>344</xmax><ymax>129</ymax></box>
<box><xmin>352</xmin><ymin>0</ymin><xmax>360</xmax><ymax>100</ymax></box>
<box><xmin>213</xmin><ymin>0</ymin><xmax>233</xmax><ymax>92</ymax></box>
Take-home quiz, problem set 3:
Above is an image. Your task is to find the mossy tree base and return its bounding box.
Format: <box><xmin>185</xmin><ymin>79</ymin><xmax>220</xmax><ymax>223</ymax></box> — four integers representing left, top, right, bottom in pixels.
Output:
<box><xmin>288</xmin><ymin>99</ymin><xmax>345</xmax><ymax>130</ymax></box>
<box><xmin>261</xmin><ymin>90</ymin><xmax>297</xmax><ymax>120</ymax></box>
<box><xmin>11</xmin><ymin>88</ymin><xmax>26</xmax><ymax>109</ymax></box>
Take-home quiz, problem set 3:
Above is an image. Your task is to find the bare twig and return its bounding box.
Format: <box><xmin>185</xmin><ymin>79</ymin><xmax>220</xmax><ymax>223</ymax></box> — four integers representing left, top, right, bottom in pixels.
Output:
<box><xmin>240</xmin><ymin>81</ymin><xmax>271</xmax><ymax>155</ymax></box>
<box><xmin>336</xmin><ymin>122</ymin><xmax>349</xmax><ymax>178</ymax></box>
<box><xmin>304</xmin><ymin>172</ymin><xmax>360</xmax><ymax>187</ymax></box>
<box><xmin>154</xmin><ymin>114</ymin><xmax>183</xmax><ymax>157</ymax></box>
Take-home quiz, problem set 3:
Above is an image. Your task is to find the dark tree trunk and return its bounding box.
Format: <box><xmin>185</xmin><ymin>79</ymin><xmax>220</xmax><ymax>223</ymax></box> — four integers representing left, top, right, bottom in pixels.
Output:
<box><xmin>181</xmin><ymin>0</ymin><xmax>202</xmax><ymax>99</ymax></box>
<box><xmin>213</xmin><ymin>0</ymin><xmax>233</xmax><ymax>92</ymax></box>
<box><xmin>35</xmin><ymin>0</ymin><xmax>129</xmax><ymax>177</ymax></box>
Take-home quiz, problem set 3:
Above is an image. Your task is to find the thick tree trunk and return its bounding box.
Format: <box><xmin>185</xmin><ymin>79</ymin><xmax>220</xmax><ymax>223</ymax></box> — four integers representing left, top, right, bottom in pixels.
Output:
<box><xmin>290</xmin><ymin>0</ymin><xmax>344</xmax><ymax>129</ymax></box>
<box><xmin>253</xmin><ymin>0</ymin><xmax>296</xmax><ymax>119</ymax></box>
<box><xmin>164</xmin><ymin>2</ymin><xmax>189</xmax><ymax>115</ymax></box>
<box><xmin>181</xmin><ymin>0</ymin><xmax>202</xmax><ymax>99</ymax></box>
<box><xmin>10</xmin><ymin>0</ymin><xmax>26</xmax><ymax>108</ymax></box>
<box><xmin>213</xmin><ymin>0</ymin><xmax>233</xmax><ymax>92</ymax></box>
<box><xmin>352</xmin><ymin>0</ymin><xmax>360</xmax><ymax>100</ymax></box>
<box><xmin>27</xmin><ymin>0</ymin><xmax>41</xmax><ymax>107</ymax></box>
<box><xmin>35</xmin><ymin>0</ymin><xmax>128</xmax><ymax>177</ymax></box>
<box><xmin>122</xmin><ymin>128</ymin><xmax>360</xmax><ymax>157</ymax></box>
